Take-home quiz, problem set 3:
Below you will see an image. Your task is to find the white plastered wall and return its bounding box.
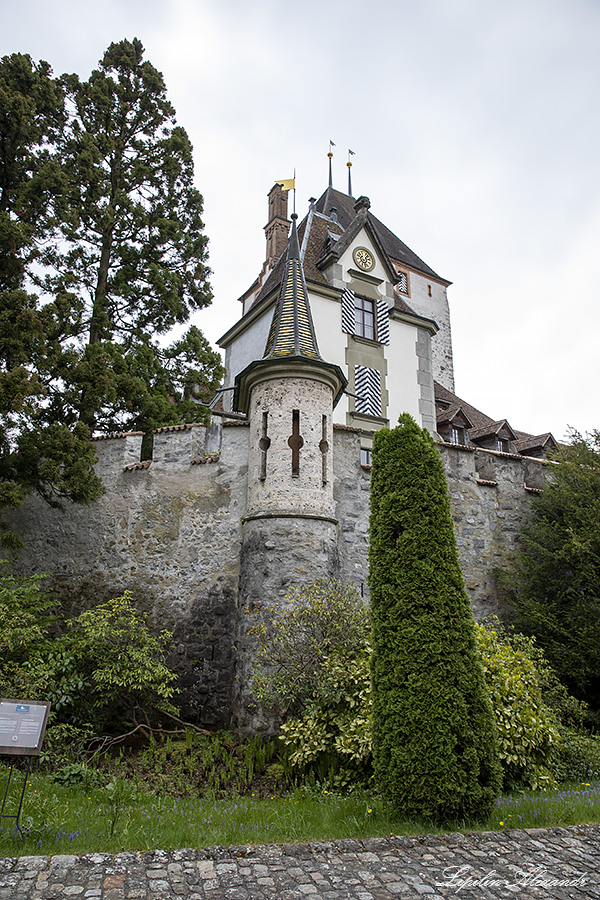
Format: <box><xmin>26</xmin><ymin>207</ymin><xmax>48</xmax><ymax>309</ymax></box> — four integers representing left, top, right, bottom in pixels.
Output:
<box><xmin>404</xmin><ymin>272</ymin><xmax>454</xmax><ymax>392</ymax></box>
<box><xmin>222</xmin><ymin>307</ymin><xmax>273</xmax><ymax>409</ymax></box>
<box><xmin>309</xmin><ymin>291</ymin><xmax>349</xmax><ymax>423</ymax></box>
<box><xmin>344</xmin><ymin>234</ymin><xmax>390</xmax><ymax>289</ymax></box>
<box><xmin>386</xmin><ymin>319</ymin><xmax>423</xmax><ymax>426</ymax></box>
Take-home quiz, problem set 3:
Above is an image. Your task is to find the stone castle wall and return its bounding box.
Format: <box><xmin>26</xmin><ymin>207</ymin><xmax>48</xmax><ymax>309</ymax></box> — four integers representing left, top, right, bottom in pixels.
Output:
<box><xmin>4</xmin><ymin>421</ymin><xmax>249</xmax><ymax>725</ymax></box>
<box><xmin>2</xmin><ymin>419</ymin><xmax>547</xmax><ymax>725</ymax></box>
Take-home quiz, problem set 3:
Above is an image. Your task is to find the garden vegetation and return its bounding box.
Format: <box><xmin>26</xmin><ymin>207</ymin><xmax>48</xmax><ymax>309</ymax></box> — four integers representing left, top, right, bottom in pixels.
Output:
<box><xmin>2</xmin><ymin>569</ymin><xmax>600</xmax><ymax>851</ymax></box>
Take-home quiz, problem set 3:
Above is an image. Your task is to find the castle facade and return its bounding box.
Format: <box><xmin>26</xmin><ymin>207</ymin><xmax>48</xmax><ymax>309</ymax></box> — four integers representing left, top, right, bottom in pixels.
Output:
<box><xmin>3</xmin><ymin>178</ymin><xmax>553</xmax><ymax>729</ymax></box>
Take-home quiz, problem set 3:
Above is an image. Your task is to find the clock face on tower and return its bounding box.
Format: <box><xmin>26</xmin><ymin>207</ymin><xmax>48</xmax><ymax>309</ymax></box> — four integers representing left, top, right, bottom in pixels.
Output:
<box><xmin>353</xmin><ymin>247</ymin><xmax>375</xmax><ymax>272</ymax></box>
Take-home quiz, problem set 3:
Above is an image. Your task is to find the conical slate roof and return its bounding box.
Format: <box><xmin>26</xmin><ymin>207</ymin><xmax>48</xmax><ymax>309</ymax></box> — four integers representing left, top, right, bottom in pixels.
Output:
<box><xmin>263</xmin><ymin>214</ymin><xmax>322</xmax><ymax>361</ymax></box>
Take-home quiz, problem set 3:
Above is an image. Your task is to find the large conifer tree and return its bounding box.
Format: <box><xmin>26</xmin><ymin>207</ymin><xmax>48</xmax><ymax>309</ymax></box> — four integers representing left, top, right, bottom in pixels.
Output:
<box><xmin>40</xmin><ymin>38</ymin><xmax>223</xmax><ymax>433</ymax></box>
<box><xmin>368</xmin><ymin>413</ymin><xmax>500</xmax><ymax>823</ymax></box>
<box><xmin>0</xmin><ymin>41</ymin><xmax>223</xmax><ymax>542</ymax></box>
<box><xmin>510</xmin><ymin>429</ymin><xmax>600</xmax><ymax>719</ymax></box>
<box><xmin>0</xmin><ymin>53</ymin><xmax>103</xmax><ymax>544</ymax></box>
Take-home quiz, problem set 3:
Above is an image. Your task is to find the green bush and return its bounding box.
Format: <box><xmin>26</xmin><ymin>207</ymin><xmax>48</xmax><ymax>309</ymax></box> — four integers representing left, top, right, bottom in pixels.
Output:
<box><xmin>251</xmin><ymin>579</ymin><xmax>371</xmax><ymax>785</ymax></box>
<box><xmin>279</xmin><ymin>650</ymin><xmax>372</xmax><ymax>788</ymax></box>
<box><xmin>0</xmin><ymin>568</ymin><xmax>55</xmax><ymax>699</ymax></box>
<box><xmin>368</xmin><ymin>414</ymin><xmax>501</xmax><ymax>824</ymax></box>
<box><xmin>475</xmin><ymin>620</ymin><xmax>600</xmax><ymax>788</ymax></box>
<box><xmin>506</xmin><ymin>429</ymin><xmax>600</xmax><ymax>719</ymax></box>
<box><xmin>251</xmin><ymin>579</ymin><xmax>369</xmax><ymax>718</ymax></box>
<box><xmin>475</xmin><ymin>622</ymin><xmax>559</xmax><ymax>789</ymax></box>
<box><xmin>0</xmin><ymin>567</ymin><xmax>50</xmax><ymax>657</ymax></box>
<box><xmin>251</xmin><ymin>573</ymin><xmax>595</xmax><ymax>795</ymax></box>
<box><xmin>0</xmin><ymin>570</ymin><xmax>178</xmax><ymax>757</ymax></box>
<box><xmin>60</xmin><ymin>592</ymin><xmax>177</xmax><ymax>730</ymax></box>
<box><xmin>552</xmin><ymin>727</ymin><xmax>600</xmax><ymax>783</ymax></box>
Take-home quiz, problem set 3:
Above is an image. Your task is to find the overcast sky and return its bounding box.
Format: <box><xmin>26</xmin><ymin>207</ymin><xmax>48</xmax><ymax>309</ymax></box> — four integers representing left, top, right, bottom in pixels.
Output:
<box><xmin>2</xmin><ymin>0</ymin><xmax>599</xmax><ymax>440</ymax></box>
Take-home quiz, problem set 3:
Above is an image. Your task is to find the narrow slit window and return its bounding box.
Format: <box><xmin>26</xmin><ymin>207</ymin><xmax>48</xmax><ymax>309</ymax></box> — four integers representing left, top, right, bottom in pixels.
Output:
<box><xmin>288</xmin><ymin>409</ymin><xmax>303</xmax><ymax>476</ymax></box>
<box><xmin>258</xmin><ymin>411</ymin><xmax>270</xmax><ymax>480</ymax></box>
<box><xmin>319</xmin><ymin>414</ymin><xmax>329</xmax><ymax>485</ymax></box>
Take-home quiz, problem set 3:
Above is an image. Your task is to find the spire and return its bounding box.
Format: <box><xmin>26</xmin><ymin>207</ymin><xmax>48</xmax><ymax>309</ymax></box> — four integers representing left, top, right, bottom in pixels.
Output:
<box><xmin>263</xmin><ymin>214</ymin><xmax>322</xmax><ymax>361</ymax></box>
<box><xmin>328</xmin><ymin>140</ymin><xmax>335</xmax><ymax>188</ymax></box>
<box><xmin>347</xmin><ymin>148</ymin><xmax>355</xmax><ymax>196</ymax></box>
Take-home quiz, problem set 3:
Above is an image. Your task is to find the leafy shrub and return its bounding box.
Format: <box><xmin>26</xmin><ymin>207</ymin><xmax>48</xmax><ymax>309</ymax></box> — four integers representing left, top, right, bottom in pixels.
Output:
<box><xmin>257</xmin><ymin>575</ymin><xmax>589</xmax><ymax>796</ymax></box>
<box><xmin>0</xmin><ymin>568</ymin><xmax>55</xmax><ymax>699</ymax></box>
<box><xmin>475</xmin><ymin>622</ymin><xmax>560</xmax><ymax>789</ymax></box>
<box><xmin>552</xmin><ymin>727</ymin><xmax>600</xmax><ymax>783</ymax></box>
<box><xmin>50</xmin><ymin>762</ymin><xmax>105</xmax><ymax>788</ymax></box>
<box><xmin>0</xmin><ymin>567</ymin><xmax>50</xmax><ymax>660</ymax></box>
<box><xmin>279</xmin><ymin>651</ymin><xmax>372</xmax><ymax>788</ymax></box>
<box><xmin>40</xmin><ymin>723</ymin><xmax>96</xmax><ymax>767</ymax></box>
<box><xmin>506</xmin><ymin>429</ymin><xmax>600</xmax><ymax>719</ymax></box>
<box><xmin>0</xmin><ymin>570</ymin><xmax>178</xmax><ymax>759</ymax></box>
<box><xmin>475</xmin><ymin>620</ymin><xmax>600</xmax><ymax>788</ymax></box>
<box><xmin>251</xmin><ymin>579</ymin><xmax>371</xmax><ymax>784</ymax></box>
<box><xmin>251</xmin><ymin>579</ymin><xmax>368</xmax><ymax>718</ymax></box>
<box><xmin>60</xmin><ymin>592</ymin><xmax>177</xmax><ymax>729</ymax></box>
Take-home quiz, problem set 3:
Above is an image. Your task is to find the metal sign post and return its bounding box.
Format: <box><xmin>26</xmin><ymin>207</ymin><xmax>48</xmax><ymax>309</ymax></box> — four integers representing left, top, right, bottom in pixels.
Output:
<box><xmin>0</xmin><ymin>699</ymin><xmax>51</xmax><ymax>837</ymax></box>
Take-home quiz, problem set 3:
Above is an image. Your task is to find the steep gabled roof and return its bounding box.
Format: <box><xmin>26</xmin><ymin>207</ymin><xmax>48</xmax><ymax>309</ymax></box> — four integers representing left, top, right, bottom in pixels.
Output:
<box><xmin>434</xmin><ymin>382</ymin><xmax>556</xmax><ymax>453</ymax></box>
<box><xmin>469</xmin><ymin>419</ymin><xmax>518</xmax><ymax>442</ymax></box>
<box><xmin>436</xmin><ymin>405</ymin><xmax>475</xmax><ymax>429</ymax></box>
<box><xmin>514</xmin><ymin>433</ymin><xmax>558</xmax><ymax>454</ymax></box>
<box><xmin>315</xmin><ymin>188</ymin><xmax>448</xmax><ymax>282</ymax></box>
<box><xmin>315</xmin><ymin>196</ymin><xmax>400</xmax><ymax>285</ymax></box>
<box><xmin>434</xmin><ymin>382</ymin><xmax>496</xmax><ymax>432</ymax></box>
<box><xmin>249</xmin><ymin>186</ymin><xmax>449</xmax><ymax>308</ymax></box>
<box><xmin>263</xmin><ymin>214</ymin><xmax>322</xmax><ymax>361</ymax></box>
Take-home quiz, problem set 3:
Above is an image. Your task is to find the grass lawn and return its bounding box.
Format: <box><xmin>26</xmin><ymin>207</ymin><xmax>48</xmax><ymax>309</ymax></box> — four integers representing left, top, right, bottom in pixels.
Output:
<box><xmin>1</xmin><ymin>765</ymin><xmax>599</xmax><ymax>857</ymax></box>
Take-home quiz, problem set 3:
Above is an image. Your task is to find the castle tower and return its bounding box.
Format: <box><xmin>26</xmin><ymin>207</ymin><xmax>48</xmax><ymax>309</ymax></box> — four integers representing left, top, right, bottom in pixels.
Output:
<box><xmin>234</xmin><ymin>214</ymin><xmax>347</xmax><ymax>731</ymax></box>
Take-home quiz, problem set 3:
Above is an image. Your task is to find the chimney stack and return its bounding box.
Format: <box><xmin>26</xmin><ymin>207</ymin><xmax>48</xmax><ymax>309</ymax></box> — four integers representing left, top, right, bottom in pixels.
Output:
<box><xmin>264</xmin><ymin>183</ymin><xmax>291</xmax><ymax>267</ymax></box>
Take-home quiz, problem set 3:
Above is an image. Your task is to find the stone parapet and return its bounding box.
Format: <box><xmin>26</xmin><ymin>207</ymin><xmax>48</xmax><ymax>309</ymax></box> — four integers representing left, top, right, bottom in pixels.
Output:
<box><xmin>93</xmin><ymin>431</ymin><xmax>144</xmax><ymax>478</ymax></box>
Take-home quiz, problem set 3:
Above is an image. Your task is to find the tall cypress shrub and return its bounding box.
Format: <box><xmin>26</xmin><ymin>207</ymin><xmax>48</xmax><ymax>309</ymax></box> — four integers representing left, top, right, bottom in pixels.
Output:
<box><xmin>369</xmin><ymin>414</ymin><xmax>500</xmax><ymax>823</ymax></box>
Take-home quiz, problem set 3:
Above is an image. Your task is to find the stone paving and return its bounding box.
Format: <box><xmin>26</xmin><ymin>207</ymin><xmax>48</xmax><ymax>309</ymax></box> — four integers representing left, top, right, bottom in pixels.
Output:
<box><xmin>1</xmin><ymin>825</ymin><xmax>599</xmax><ymax>899</ymax></box>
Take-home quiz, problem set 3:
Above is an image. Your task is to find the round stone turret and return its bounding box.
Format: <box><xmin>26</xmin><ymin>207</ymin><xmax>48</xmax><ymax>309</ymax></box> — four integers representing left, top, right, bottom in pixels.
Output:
<box><xmin>245</xmin><ymin>362</ymin><xmax>339</xmax><ymax>520</ymax></box>
<box><xmin>234</xmin><ymin>213</ymin><xmax>347</xmax><ymax>523</ymax></box>
<box><xmin>233</xmin><ymin>212</ymin><xmax>347</xmax><ymax>732</ymax></box>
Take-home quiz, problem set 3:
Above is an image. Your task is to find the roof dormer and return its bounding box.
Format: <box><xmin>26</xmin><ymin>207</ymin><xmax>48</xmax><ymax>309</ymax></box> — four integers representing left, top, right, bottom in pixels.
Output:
<box><xmin>469</xmin><ymin>420</ymin><xmax>518</xmax><ymax>454</ymax></box>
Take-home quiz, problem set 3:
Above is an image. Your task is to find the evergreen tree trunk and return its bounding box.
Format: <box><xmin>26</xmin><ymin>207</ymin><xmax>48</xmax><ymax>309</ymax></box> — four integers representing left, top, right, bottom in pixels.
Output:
<box><xmin>368</xmin><ymin>413</ymin><xmax>500</xmax><ymax>824</ymax></box>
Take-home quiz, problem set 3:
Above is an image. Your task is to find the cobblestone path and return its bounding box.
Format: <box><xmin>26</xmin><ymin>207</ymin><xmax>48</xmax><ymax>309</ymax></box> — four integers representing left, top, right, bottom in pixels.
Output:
<box><xmin>1</xmin><ymin>825</ymin><xmax>599</xmax><ymax>899</ymax></box>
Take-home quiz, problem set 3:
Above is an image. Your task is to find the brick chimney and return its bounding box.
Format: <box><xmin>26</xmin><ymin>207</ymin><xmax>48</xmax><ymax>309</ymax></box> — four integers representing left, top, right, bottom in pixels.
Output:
<box><xmin>264</xmin><ymin>183</ymin><xmax>291</xmax><ymax>267</ymax></box>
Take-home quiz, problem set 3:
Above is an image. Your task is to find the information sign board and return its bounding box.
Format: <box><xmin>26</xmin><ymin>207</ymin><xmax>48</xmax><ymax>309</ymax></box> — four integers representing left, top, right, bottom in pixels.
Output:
<box><xmin>0</xmin><ymin>699</ymin><xmax>51</xmax><ymax>756</ymax></box>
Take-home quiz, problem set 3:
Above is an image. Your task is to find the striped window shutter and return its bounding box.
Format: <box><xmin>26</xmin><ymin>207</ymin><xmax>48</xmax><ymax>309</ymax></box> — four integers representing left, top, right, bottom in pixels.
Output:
<box><xmin>376</xmin><ymin>298</ymin><xmax>390</xmax><ymax>345</ymax></box>
<box><xmin>341</xmin><ymin>288</ymin><xmax>356</xmax><ymax>334</ymax></box>
<box><xmin>354</xmin><ymin>366</ymin><xmax>382</xmax><ymax>417</ymax></box>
